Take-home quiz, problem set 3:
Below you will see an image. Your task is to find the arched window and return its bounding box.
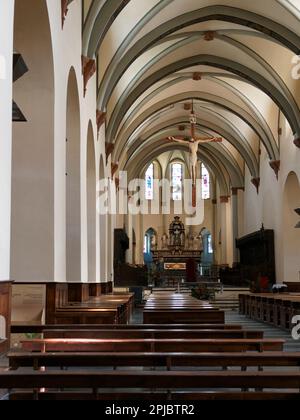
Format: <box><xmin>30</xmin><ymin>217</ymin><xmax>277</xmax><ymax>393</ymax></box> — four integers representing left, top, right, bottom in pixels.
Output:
<box><xmin>145</xmin><ymin>163</ymin><xmax>154</xmax><ymax>200</ymax></box>
<box><xmin>171</xmin><ymin>163</ymin><xmax>183</xmax><ymax>201</ymax></box>
<box><xmin>201</xmin><ymin>163</ymin><xmax>210</xmax><ymax>200</ymax></box>
<box><xmin>207</xmin><ymin>234</ymin><xmax>213</xmax><ymax>254</ymax></box>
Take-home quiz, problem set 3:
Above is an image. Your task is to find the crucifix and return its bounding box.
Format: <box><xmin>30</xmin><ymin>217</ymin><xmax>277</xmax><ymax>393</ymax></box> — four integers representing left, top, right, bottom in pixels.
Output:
<box><xmin>167</xmin><ymin>102</ymin><xmax>222</xmax><ymax>206</ymax></box>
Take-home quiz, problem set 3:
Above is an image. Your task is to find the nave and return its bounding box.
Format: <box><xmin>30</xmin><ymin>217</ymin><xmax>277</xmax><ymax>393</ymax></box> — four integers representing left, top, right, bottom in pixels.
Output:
<box><xmin>0</xmin><ymin>290</ymin><xmax>300</xmax><ymax>401</ymax></box>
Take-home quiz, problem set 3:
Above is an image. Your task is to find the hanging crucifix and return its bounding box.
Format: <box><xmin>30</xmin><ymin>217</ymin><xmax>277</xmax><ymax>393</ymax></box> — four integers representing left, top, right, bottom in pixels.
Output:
<box><xmin>167</xmin><ymin>102</ymin><xmax>223</xmax><ymax>206</ymax></box>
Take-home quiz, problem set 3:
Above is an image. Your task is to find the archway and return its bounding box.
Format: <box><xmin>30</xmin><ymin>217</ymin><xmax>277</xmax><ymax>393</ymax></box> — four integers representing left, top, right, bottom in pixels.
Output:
<box><xmin>66</xmin><ymin>68</ymin><xmax>81</xmax><ymax>282</ymax></box>
<box><xmin>87</xmin><ymin>122</ymin><xmax>96</xmax><ymax>282</ymax></box>
<box><xmin>282</xmin><ymin>173</ymin><xmax>300</xmax><ymax>283</ymax></box>
<box><xmin>11</xmin><ymin>0</ymin><xmax>54</xmax><ymax>281</ymax></box>
<box><xmin>200</xmin><ymin>228</ymin><xmax>214</xmax><ymax>271</ymax></box>
<box><xmin>144</xmin><ymin>228</ymin><xmax>157</xmax><ymax>265</ymax></box>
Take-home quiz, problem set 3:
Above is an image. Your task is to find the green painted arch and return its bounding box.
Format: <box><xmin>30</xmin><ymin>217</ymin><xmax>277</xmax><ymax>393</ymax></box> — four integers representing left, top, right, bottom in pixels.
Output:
<box><xmin>98</xmin><ymin>5</ymin><xmax>300</xmax><ymax>109</ymax></box>
<box><xmin>126</xmin><ymin>117</ymin><xmax>254</xmax><ymax>178</ymax></box>
<box><xmin>125</xmin><ymin>124</ymin><xmax>247</xmax><ymax>185</ymax></box>
<box><xmin>106</xmin><ymin>31</ymin><xmax>297</xmax><ymax>136</ymax></box>
<box><xmin>126</xmin><ymin>142</ymin><xmax>231</xmax><ymax>196</ymax></box>
<box><xmin>83</xmin><ymin>0</ymin><xmax>130</xmax><ymax>57</ymax></box>
<box><xmin>114</xmin><ymin>92</ymin><xmax>279</xmax><ymax>162</ymax></box>
<box><xmin>118</xmin><ymin>112</ymin><xmax>259</xmax><ymax>179</ymax></box>
<box><xmin>106</xmin><ymin>54</ymin><xmax>300</xmax><ymax>144</ymax></box>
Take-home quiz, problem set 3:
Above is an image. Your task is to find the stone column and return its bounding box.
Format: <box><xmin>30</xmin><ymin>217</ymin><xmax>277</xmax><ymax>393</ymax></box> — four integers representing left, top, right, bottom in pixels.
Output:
<box><xmin>220</xmin><ymin>196</ymin><xmax>229</xmax><ymax>265</ymax></box>
<box><xmin>0</xmin><ymin>2</ymin><xmax>14</xmax><ymax>281</ymax></box>
<box><xmin>231</xmin><ymin>188</ymin><xmax>240</xmax><ymax>265</ymax></box>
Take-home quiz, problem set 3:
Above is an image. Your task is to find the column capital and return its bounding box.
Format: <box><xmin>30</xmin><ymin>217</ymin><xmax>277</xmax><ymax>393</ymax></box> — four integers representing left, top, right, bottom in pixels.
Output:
<box><xmin>81</xmin><ymin>56</ymin><xmax>96</xmax><ymax>97</ymax></box>
<box><xmin>269</xmin><ymin>160</ymin><xmax>280</xmax><ymax>179</ymax></box>
<box><xmin>220</xmin><ymin>196</ymin><xmax>229</xmax><ymax>203</ymax></box>
<box><xmin>294</xmin><ymin>138</ymin><xmax>300</xmax><ymax>148</ymax></box>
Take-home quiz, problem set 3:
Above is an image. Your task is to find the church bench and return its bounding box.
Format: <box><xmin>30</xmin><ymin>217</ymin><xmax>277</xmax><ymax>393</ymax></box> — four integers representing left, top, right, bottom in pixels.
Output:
<box><xmin>8</xmin><ymin>391</ymin><xmax>300</xmax><ymax>401</ymax></box>
<box><xmin>53</xmin><ymin>308</ymin><xmax>119</xmax><ymax>325</ymax></box>
<box><xmin>239</xmin><ymin>293</ymin><xmax>300</xmax><ymax>330</ymax></box>
<box><xmin>20</xmin><ymin>338</ymin><xmax>285</xmax><ymax>353</ymax></box>
<box><xmin>11</xmin><ymin>324</ymin><xmax>242</xmax><ymax>334</ymax></box>
<box><xmin>8</xmin><ymin>351</ymin><xmax>300</xmax><ymax>371</ymax></box>
<box><xmin>1</xmin><ymin>371</ymin><xmax>300</xmax><ymax>399</ymax></box>
<box><xmin>42</xmin><ymin>329</ymin><xmax>264</xmax><ymax>340</ymax></box>
<box><xmin>143</xmin><ymin>309</ymin><xmax>225</xmax><ymax>324</ymax></box>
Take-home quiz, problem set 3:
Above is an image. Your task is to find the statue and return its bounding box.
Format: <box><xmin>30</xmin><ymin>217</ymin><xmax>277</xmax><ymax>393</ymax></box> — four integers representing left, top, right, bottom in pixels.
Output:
<box><xmin>167</xmin><ymin>103</ymin><xmax>222</xmax><ymax>206</ymax></box>
<box><xmin>187</xmin><ymin>232</ymin><xmax>194</xmax><ymax>250</ymax></box>
<box><xmin>161</xmin><ymin>233</ymin><xmax>169</xmax><ymax>250</ymax></box>
<box><xmin>169</xmin><ymin>216</ymin><xmax>185</xmax><ymax>249</ymax></box>
<box><xmin>150</xmin><ymin>234</ymin><xmax>157</xmax><ymax>251</ymax></box>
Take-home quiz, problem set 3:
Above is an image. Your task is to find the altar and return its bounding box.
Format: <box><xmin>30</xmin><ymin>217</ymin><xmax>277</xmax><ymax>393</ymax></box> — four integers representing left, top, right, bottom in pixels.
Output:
<box><xmin>151</xmin><ymin>217</ymin><xmax>203</xmax><ymax>284</ymax></box>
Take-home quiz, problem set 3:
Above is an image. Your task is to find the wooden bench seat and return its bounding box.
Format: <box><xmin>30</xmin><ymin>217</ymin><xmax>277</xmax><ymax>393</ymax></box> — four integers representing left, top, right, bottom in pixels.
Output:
<box><xmin>143</xmin><ymin>310</ymin><xmax>225</xmax><ymax>324</ymax></box>
<box><xmin>20</xmin><ymin>338</ymin><xmax>285</xmax><ymax>353</ymax></box>
<box><xmin>42</xmin><ymin>329</ymin><xmax>264</xmax><ymax>340</ymax></box>
<box><xmin>1</xmin><ymin>370</ymin><xmax>300</xmax><ymax>395</ymax></box>
<box><xmin>8</xmin><ymin>351</ymin><xmax>300</xmax><ymax>370</ymax></box>
<box><xmin>11</xmin><ymin>324</ymin><xmax>242</xmax><ymax>334</ymax></box>
<box><xmin>9</xmin><ymin>391</ymin><xmax>300</xmax><ymax>401</ymax></box>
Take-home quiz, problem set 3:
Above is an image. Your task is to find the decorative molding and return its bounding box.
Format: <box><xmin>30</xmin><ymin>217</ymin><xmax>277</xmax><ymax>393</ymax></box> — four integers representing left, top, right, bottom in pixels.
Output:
<box><xmin>111</xmin><ymin>162</ymin><xmax>119</xmax><ymax>177</ymax></box>
<box><xmin>220</xmin><ymin>196</ymin><xmax>229</xmax><ymax>203</ymax></box>
<box><xmin>96</xmin><ymin>110</ymin><xmax>106</xmax><ymax>132</ymax></box>
<box><xmin>231</xmin><ymin>188</ymin><xmax>239</xmax><ymax>196</ymax></box>
<box><xmin>61</xmin><ymin>0</ymin><xmax>69</xmax><ymax>28</ymax></box>
<box><xmin>294</xmin><ymin>138</ymin><xmax>300</xmax><ymax>148</ymax></box>
<box><xmin>269</xmin><ymin>160</ymin><xmax>280</xmax><ymax>178</ymax></box>
<box><xmin>105</xmin><ymin>143</ymin><xmax>114</xmax><ymax>162</ymax></box>
<box><xmin>81</xmin><ymin>56</ymin><xmax>96</xmax><ymax>96</ymax></box>
<box><xmin>203</xmin><ymin>31</ymin><xmax>216</xmax><ymax>41</ymax></box>
<box><xmin>193</xmin><ymin>72</ymin><xmax>202</xmax><ymax>81</ymax></box>
<box><xmin>251</xmin><ymin>177</ymin><xmax>260</xmax><ymax>193</ymax></box>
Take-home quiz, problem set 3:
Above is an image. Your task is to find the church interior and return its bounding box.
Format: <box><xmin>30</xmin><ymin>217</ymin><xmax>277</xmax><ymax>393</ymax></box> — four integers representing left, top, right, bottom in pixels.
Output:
<box><xmin>1</xmin><ymin>0</ymin><xmax>300</xmax><ymax>401</ymax></box>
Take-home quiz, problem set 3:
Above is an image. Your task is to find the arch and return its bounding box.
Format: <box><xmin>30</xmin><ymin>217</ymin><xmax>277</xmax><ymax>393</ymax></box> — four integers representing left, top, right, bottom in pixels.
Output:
<box><xmin>107</xmin><ymin>54</ymin><xmax>300</xmax><ymax>144</ymax></box>
<box><xmin>66</xmin><ymin>67</ymin><xmax>81</xmax><ymax>282</ymax></box>
<box><xmin>87</xmin><ymin>121</ymin><xmax>96</xmax><ymax>282</ymax></box>
<box><xmin>115</xmin><ymin>92</ymin><xmax>279</xmax><ymax>162</ymax></box>
<box><xmin>99</xmin><ymin>155</ymin><xmax>107</xmax><ymax>281</ymax></box>
<box><xmin>200</xmin><ymin>228</ymin><xmax>214</xmax><ymax>266</ymax></box>
<box><xmin>11</xmin><ymin>0</ymin><xmax>55</xmax><ymax>281</ymax></box>
<box><xmin>282</xmin><ymin>172</ymin><xmax>300</xmax><ymax>283</ymax></box>
<box><xmin>98</xmin><ymin>5</ymin><xmax>300</xmax><ymax>110</ymax></box>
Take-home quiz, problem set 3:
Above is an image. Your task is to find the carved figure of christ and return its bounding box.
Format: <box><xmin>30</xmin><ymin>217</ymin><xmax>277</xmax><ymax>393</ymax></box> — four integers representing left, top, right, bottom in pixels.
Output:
<box><xmin>168</xmin><ymin>136</ymin><xmax>222</xmax><ymax>186</ymax></box>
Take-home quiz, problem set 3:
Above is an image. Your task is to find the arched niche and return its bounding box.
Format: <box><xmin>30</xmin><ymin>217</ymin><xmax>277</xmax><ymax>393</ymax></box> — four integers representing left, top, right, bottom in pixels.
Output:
<box><xmin>11</xmin><ymin>0</ymin><xmax>54</xmax><ymax>281</ymax></box>
<box><xmin>99</xmin><ymin>156</ymin><xmax>107</xmax><ymax>282</ymax></box>
<box><xmin>66</xmin><ymin>68</ymin><xmax>81</xmax><ymax>282</ymax></box>
<box><xmin>87</xmin><ymin>122</ymin><xmax>96</xmax><ymax>282</ymax></box>
<box><xmin>282</xmin><ymin>172</ymin><xmax>300</xmax><ymax>283</ymax></box>
<box><xmin>200</xmin><ymin>227</ymin><xmax>214</xmax><ymax>266</ymax></box>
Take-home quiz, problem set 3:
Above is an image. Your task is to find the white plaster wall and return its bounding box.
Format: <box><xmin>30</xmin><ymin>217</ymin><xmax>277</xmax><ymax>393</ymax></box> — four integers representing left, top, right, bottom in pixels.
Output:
<box><xmin>0</xmin><ymin>0</ymin><xmax>14</xmax><ymax>281</ymax></box>
<box><xmin>243</xmin><ymin>120</ymin><xmax>300</xmax><ymax>283</ymax></box>
<box><xmin>46</xmin><ymin>0</ymin><xmax>107</xmax><ymax>283</ymax></box>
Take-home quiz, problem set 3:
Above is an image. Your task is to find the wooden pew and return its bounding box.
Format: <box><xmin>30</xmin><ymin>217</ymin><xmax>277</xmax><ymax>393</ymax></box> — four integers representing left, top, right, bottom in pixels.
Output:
<box><xmin>9</xmin><ymin>391</ymin><xmax>300</xmax><ymax>401</ymax></box>
<box><xmin>20</xmin><ymin>338</ymin><xmax>285</xmax><ymax>353</ymax></box>
<box><xmin>11</xmin><ymin>324</ymin><xmax>243</xmax><ymax>334</ymax></box>
<box><xmin>1</xmin><ymin>370</ymin><xmax>300</xmax><ymax>401</ymax></box>
<box><xmin>42</xmin><ymin>329</ymin><xmax>264</xmax><ymax>340</ymax></box>
<box><xmin>8</xmin><ymin>351</ymin><xmax>300</xmax><ymax>371</ymax></box>
<box><xmin>143</xmin><ymin>310</ymin><xmax>225</xmax><ymax>324</ymax></box>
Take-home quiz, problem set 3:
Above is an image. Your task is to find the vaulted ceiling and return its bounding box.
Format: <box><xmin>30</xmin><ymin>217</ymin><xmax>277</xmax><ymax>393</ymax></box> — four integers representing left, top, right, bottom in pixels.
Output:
<box><xmin>82</xmin><ymin>0</ymin><xmax>300</xmax><ymax>194</ymax></box>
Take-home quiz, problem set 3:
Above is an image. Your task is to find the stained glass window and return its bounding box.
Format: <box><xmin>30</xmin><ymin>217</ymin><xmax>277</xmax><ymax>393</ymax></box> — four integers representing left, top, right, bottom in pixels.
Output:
<box><xmin>201</xmin><ymin>163</ymin><xmax>210</xmax><ymax>200</ymax></box>
<box><xmin>172</xmin><ymin>163</ymin><xmax>183</xmax><ymax>201</ymax></box>
<box><xmin>145</xmin><ymin>163</ymin><xmax>154</xmax><ymax>200</ymax></box>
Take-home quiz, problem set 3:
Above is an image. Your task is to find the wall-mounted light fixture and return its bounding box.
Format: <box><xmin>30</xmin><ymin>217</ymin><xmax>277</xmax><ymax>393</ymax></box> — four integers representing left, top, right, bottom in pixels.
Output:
<box><xmin>295</xmin><ymin>208</ymin><xmax>300</xmax><ymax>228</ymax></box>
